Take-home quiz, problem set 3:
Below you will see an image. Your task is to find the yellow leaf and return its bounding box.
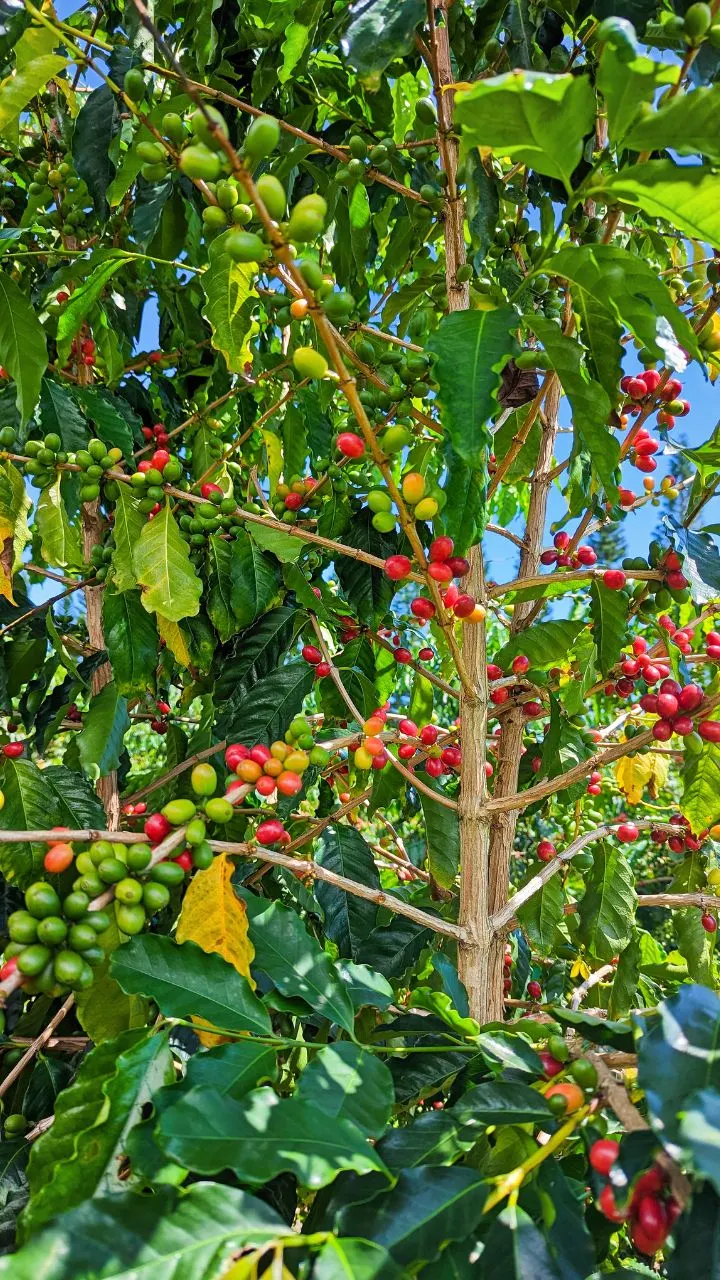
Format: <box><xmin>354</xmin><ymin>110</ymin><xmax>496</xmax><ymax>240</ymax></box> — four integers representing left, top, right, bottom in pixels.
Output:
<box><xmin>614</xmin><ymin>752</ymin><xmax>670</xmax><ymax>805</ymax></box>
<box><xmin>157</xmin><ymin>615</ymin><xmax>191</xmax><ymax>668</ymax></box>
<box><xmin>176</xmin><ymin>853</ymin><xmax>255</xmax><ymax>1047</ymax></box>
<box><xmin>570</xmin><ymin>957</ymin><xmax>591</xmax><ymax>980</ymax></box>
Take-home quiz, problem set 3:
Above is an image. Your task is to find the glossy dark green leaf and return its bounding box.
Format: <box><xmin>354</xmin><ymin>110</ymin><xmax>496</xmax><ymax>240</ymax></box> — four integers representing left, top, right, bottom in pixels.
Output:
<box><xmin>0</xmin><ymin>1183</ymin><xmax>291</xmax><ymax>1279</ymax></box>
<box><xmin>420</xmin><ymin>778</ymin><xmax>460</xmax><ymax>889</ymax></box>
<box><xmin>670</xmin><ymin>852</ymin><xmax>714</xmax><ymax>984</ymax></box>
<box><xmin>337</xmin><ymin>960</ymin><xmax>394</xmax><ymax>1011</ymax></box>
<box><xmin>133</xmin><ymin>178</ymin><xmax>172</xmax><ymax>250</ymax></box>
<box><xmin>23</xmin><ymin>1030</ymin><xmax>173</xmax><ymax>1236</ymax></box>
<box><xmin>215</xmin><ymin>606</ymin><xmax>301</xmax><ymax>700</ymax></box>
<box><xmin>517</xmin><ymin>872</ymin><xmax>564</xmax><ymax>955</ymax></box>
<box><xmin>297</xmin><ymin>1042</ymin><xmax>393</xmax><ymax>1139</ymax></box>
<box><xmin>0</xmin><ymin>270</ymin><xmax>47</xmax><ymax>426</ymax></box>
<box><xmin>343</xmin><ymin>0</ymin><xmax>424</xmax><ymax>75</ymax></box>
<box><xmin>76</xmin><ymin>680</ymin><xmax>130</xmax><ymax>778</ymax></box>
<box><xmin>452</xmin><ymin>1082</ymin><xmax>553</xmax><ymax>1137</ymax></box>
<box><xmin>39</xmin><ymin>379</ymin><xmax>87</xmax><ymax>453</ymax></box>
<box><xmin>335</xmin><ymin>510</ymin><xmax>397</xmax><ymax>626</ymax></box>
<box><xmin>377</xmin><ymin>1111</ymin><xmax>471</xmax><ymax>1173</ymax></box>
<box><xmin>228</xmin><ymin>528</ymin><xmax>279</xmax><ymax>628</ymax></box>
<box><xmin>533</xmin><ymin>317</ymin><xmax>617</xmax><ymax>494</ymax></box>
<box><xmin>577</xmin><ymin>842</ymin><xmax>636</xmax><ymax>963</ymax></box>
<box><xmin>549</xmin><ymin>1006</ymin><xmax>634</xmax><ymax>1052</ymax></box>
<box><xmin>593</xmin><ymin>159</ymin><xmax>720</xmax><ymax>249</ymax></box>
<box><xmin>336</xmin><ymin>1166</ymin><xmax>487</xmax><ymax>1268</ymax></box>
<box><xmin>590</xmin><ymin>579</ymin><xmax>627</xmax><ymax>675</ymax></box>
<box><xmin>158</xmin><ymin>1086</ymin><xmax>389</xmax><ymax>1187</ymax></box>
<box><xmin>72</xmin><ymin>85</ymin><xmax>120</xmax><ymax>215</ymax></box>
<box><xmin>313</xmin><ymin>1238</ymin><xmax>403</xmax><ymax>1280</ymax></box>
<box><xmin>479</xmin><ymin>1204</ymin><xmax>561</xmax><ymax>1279</ymax></box>
<box><xmin>215</xmin><ymin>660</ymin><xmax>313</xmax><ymax>744</ymax></box>
<box><xmin>110</xmin><ymin>935</ymin><xmax>272</xmax><ymax>1037</ymax></box>
<box><xmin>103</xmin><ymin>587</ymin><xmax>158</xmax><ymax>696</ymax></box>
<box><xmin>248</xmin><ymin>896</ymin><xmax>356</xmax><ymax>1032</ymax></box>
<box><xmin>316</xmin><ymin>825</ymin><xmax>380</xmax><ymax>959</ymax></box>
<box><xmin>357</xmin><ymin>918</ymin><xmax>432</xmax><ymax>980</ymax></box>
<box><xmin>428</xmin><ymin>308</ymin><xmax>519</xmax><ymax>469</ymax></box>
<box><xmin>597</xmin><ymin>46</ymin><xmax>679</xmax><ymax>143</ymax></box>
<box><xmin>180</xmin><ymin>1040</ymin><xmax>277</xmax><ymax>1100</ymax></box>
<box><xmin>495</xmin><ymin>620</ymin><xmax>585</xmax><ymax>672</ymax></box>
<box><xmin>74</xmin><ymin>387</ymin><xmax>136</xmax><ymax>457</ymax></box>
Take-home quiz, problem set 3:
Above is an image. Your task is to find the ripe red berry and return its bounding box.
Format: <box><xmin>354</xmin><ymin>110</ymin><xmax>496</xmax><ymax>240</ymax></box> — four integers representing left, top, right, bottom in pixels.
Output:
<box><xmin>446</xmin><ymin>556</ymin><xmax>470</xmax><ymax>578</ymax></box>
<box><xmin>284</xmin><ymin>492</ymin><xmax>303</xmax><ymax>510</ymax></box>
<box><xmin>576</xmin><ymin>545</ymin><xmax>597</xmax><ymax>566</ymax></box>
<box><xmin>491</xmin><ymin>687</ymin><xmax>509</xmax><ymax>706</ymax></box>
<box><xmin>411</xmin><ymin>597</ymin><xmax>436</xmax><ymax>619</ymax></box>
<box><xmin>56</xmin><ymin>290</ymin><xmax>70</xmax><ymax>303</ymax></box>
<box><xmin>699</xmin><ymin>720</ymin><xmax>720</xmax><ymax>741</ymax></box>
<box><xmin>173</xmin><ymin>850</ymin><xmax>193</xmax><ymax>872</ymax></box>
<box><xmin>425</xmin><ymin>757</ymin><xmax>444</xmax><ymax>778</ymax></box>
<box><xmin>200</xmin><ymin>482</ymin><xmax>223</xmax><ymax>500</ymax></box>
<box><xmin>429</xmin><ymin>536</ymin><xmax>453</xmax><ymax>562</ymax></box>
<box><xmin>672</xmin><ymin>715</ymin><xmax>694</xmax><ymax>736</ymax></box>
<box><xmin>642</xmin><ymin>369</ymin><xmax>662</xmax><ymax>393</ymax></box>
<box><xmin>511</xmin><ymin>655</ymin><xmax>530</xmax><ymax>675</ymax></box>
<box><xmin>427</xmin><ymin>561</ymin><xmax>453</xmax><ymax>582</ymax></box>
<box><xmin>617</xmin><ymin>821</ymin><xmax>639</xmax><ymax>843</ymax></box>
<box><xmin>418</xmin><ymin>646</ymin><xmax>434</xmax><ymax>660</ymax></box>
<box><xmin>315</xmin><ymin>661</ymin><xmax>331</xmax><ymax>678</ymax></box>
<box><xmin>336</xmin><ymin>432</ymin><xmax>365</xmax><ymax>458</ymax></box>
<box><xmin>652</xmin><ymin>720</ymin><xmax>674</xmax><ymax>741</ymax></box>
<box><xmin>487</xmin><ymin>664</ymin><xmax>503</xmax><ymax>681</ymax></box>
<box><xmin>1</xmin><ymin>741</ymin><xmax>23</xmax><ymax>758</ymax></box>
<box><xmin>538</xmin><ymin>1050</ymin><xmax>563</xmax><ymax>1078</ymax></box>
<box><xmin>384</xmin><ymin>555</ymin><xmax>412</xmax><ymax>581</ymax></box>
<box><xmin>642</xmin><ymin>665</ymin><xmax>661</xmax><ymax>685</ymax></box>
<box><xmin>523</xmin><ymin>701</ymin><xmax>542</xmax><ymax>717</ymax></box>
<box><xmin>626</xmin><ymin>377</ymin><xmax>648</xmax><ymax>400</ymax></box>
<box><xmin>394</xmin><ymin>647</ymin><xmax>412</xmax><ymax>664</ymax></box>
<box><xmin>656</xmin><ymin>692</ymin><xmax>679</xmax><ymax>719</ymax></box>
<box><xmin>527</xmin><ymin>980</ymin><xmax>542</xmax><ymax>1000</ymax></box>
<box><xmin>598</xmin><ymin>1184</ymin><xmax>628</xmax><ymax>1223</ymax></box>
<box><xmin>441</xmin><ymin>746</ymin><xmax>461</xmax><ymax>768</ymax></box>
<box><xmin>301</xmin><ymin>644</ymin><xmax>322</xmax><ymax>665</ymax></box>
<box><xmin>256</xmin><ymin>819</ymin><xmax>286</xmax><ymax>846</ymax></box>
<box><xmin>603</xmin><ymin>569</ymin><xmax>626</xmax><ymax>591</ymax></box>
<box><xmin>419</xmin><ymin>725</ymin><xmax>438</xmax><ymax>745</ymax></box>
<box><xmin>679</xmin><ymin>684</ymin><xmax>703</xmax><ymax>711</ymax></box>
<box><xmin>0</xmin><ymin>955</ymin><xmax>19</xmax><ymax>982</ymax></box>
<box><xmin>453</xmin><ymin>594</ymin><xmax>476</xmax><ymax>618</ymax></box>
<box><xmin>553</xmin><ymin>531</ymin><xmax>570</xmax><ymax>551</ymax></box>
<box><xmin>148</xmin><ymin>351</ymin><xmax>163</xmax><ymax>364</ymax></box>
<box><xmin>399</xmin><ymin>718</ymin><xmax>418</xmax><ymax>737</ymax></box>
<box><xmin>702</xmin><ymin>913</ymin><xmax>717</xmax><ymax>933</ymax></box>
<box><xmin>398</xmin><ymin>743</ymin><xmax>416</xmax><ymax>759</ymax></box>
<box><xmin>540</xmin><ymin>549</ymin><xmax>558</xmax><ymax>565</ymax></box>
<box><xmin>144</xmin><ymin>813</ymin><xmax>172</xmax><ymax>843</ymax></box>
<box><xmin>537</xmin><ymin>840</ymin><xmax>556</xmax><ymax>862</ymax></box>
<box><xmin>589</xmin><ymin>1138</ymin><xmax>620</xmax><ymax>1175</ymax></box>
<box><xmin>662</xmin><ymin>378</ymin><xmax>682</xmax><ymax>400</ymax></box>
<box><xmin>151</xmin><ymin>449</ymin><xmax>171</xmax><ymax>471</ymax></box>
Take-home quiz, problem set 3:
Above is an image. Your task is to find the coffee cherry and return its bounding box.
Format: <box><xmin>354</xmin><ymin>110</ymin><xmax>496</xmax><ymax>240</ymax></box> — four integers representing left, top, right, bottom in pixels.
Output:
<box><xmin>429</xmin><ymin>536</ymin><xmax>453</xmax><ymax>562</ymax></box>
<box><xmin>701</xmin><ymin>912</ymin><xmax>717</xmax><ymax>933</ymax></box>
<box><xmin>336</xmin><ymin>432</ymin><xmax>365</xmax><ymax>458</ymax></box>
<box><xmin>589</xmin><ymin>1137</ymin><xmax>620</xmax><ymax>1174</ymax></box>
<box><xmin>617</xmin><ymin>821</ymin><xmax>639</xmax><ymax>842</ymax></box>
<box><xmin>384</xmin><ymin>555</ymin><xmax>412</xmax><ymax>581</ymax></box>
<box><xmin>527</xmin><ymin>979</ymin><xmax>542</xmax><ymax>999</ymax></box>
<box><xmin>301</xmin><ymin>644</ymin><xmax>323</xmax><ymax>665</ymax></box>
<box><xmin>537</xmin><ymin>840</ymin><xmax>556</xmax><ymax>862</ymax></box>
<box><xmin>511</xmin><ymin>654</ymin><xmax>530</xmax><ymax>675</ymax></box>
<box><xmin>411</xmin><ymin>597</ymin><xmax>436</xmax><ymax>620</ymax></box>
<box><xmin>603</xmin><ymin>569</ymin><xmax>626</xmax><ymax>590</ymax></box>
<box><xmin>598</xmin><ymin>1184</ymin><xmax>628</xmax><ymax>1223</ymax></box>
<box><xmin>699</xmin><ymin>720</ymin><xmax>720</xmax><ymax>741</ymax></box>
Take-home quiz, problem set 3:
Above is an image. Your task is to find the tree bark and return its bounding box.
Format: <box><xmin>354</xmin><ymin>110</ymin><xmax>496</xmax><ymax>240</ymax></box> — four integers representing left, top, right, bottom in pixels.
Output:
<box><xmin>82</xmin><ymin>502</ymin><xmax>120</xmax><ymax>829</ymax></box>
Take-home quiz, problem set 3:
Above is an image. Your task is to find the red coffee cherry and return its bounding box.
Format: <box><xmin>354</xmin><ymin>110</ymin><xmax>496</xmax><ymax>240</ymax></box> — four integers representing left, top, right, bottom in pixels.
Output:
<box><xmin>336</xmin><ymin>432</ymin><xmax>365</xmax><ymax>457</ymax></box>
<box><xmin>589</xmin><ymin>1138</ymin><xmax>620</xmax><ymax>1175</ymax></box>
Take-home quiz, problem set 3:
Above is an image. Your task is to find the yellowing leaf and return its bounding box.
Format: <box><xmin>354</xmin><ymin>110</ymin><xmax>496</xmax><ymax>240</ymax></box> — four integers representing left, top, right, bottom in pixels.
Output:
<box><xmin>614</xmin><ymin>751</ymin><xmax>670</xmax><ymax>805</ymax></box>
<box><xmin>176</xmin><ymin>853</ymin><xmax>255</xmax><ymax>1046</ymax></box>
<box><xmin>570</xmin><ymin>957</ymin><xmax>591</xmax><ymax>980</ymax></box>
<box><xmin>157</xmin><ymin>615</ymin><xmax>191</xmax><ymax>668</ymax></box>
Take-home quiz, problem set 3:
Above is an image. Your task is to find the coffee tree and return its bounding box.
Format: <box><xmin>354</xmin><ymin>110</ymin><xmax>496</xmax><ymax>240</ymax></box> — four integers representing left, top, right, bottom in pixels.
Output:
<box><xmin>1</xmin><ymin>0</ymin><xmax>720</xmax><ymax>1272</ymax></box>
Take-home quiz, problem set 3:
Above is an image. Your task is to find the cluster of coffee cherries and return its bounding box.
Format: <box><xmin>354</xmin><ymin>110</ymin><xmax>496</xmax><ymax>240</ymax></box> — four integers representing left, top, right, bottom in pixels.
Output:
<box><xmin>385</xmin><ymin>537</ymin><xmax>486</xmax><ymax>623</ymax></box>
<box><xmin>27</xmin><ymin>153</ymin><xmax>90</xmax><ymax>237</ymax></box>
<box><xmin>131</xmin><ymin>437</ymin><xmax>184</xmax><ymax>518</ymax></box>
<box><xmin>659</xmin><ymin>614</ymin><xmax>720</xmax><ymax>662</ymax></box>
<box><xmin>271</xmin><ymin>476</ymin><xmax>323</xmax><ymax>523</ymax></box>
<box><xmin>74</xmin><ymin>437</ymin><xmax>125</xmax><ymax>504</ymax></box>
<box><xmin>592</xmin><ymin>1140</ymin><xmax>680</xmax><ymax>1256</ymax></box>
<box><xmin>179</xmin><ymin>483</ymin><xmax>244</xmax><ymax>552</ymax></box>
<box><xmin>637</xmin><ymin>677</ymin><xmax>715</xmax><ymax>742</ymax></box>
<box><xmin>620</xmin><ymin>370</ymin><xmax>690</xmax><ymax>435</ymax></box>
<box><xmin>13</xmin><ymin>432</ymin><xmax>70</xmax><ymax>490</ymax></box>
<box><xmin>485</xmin><ymin>660</ymin><xmax>543</xmax><ymax>719</ymax></box>
<box><xmin>540</xmin><ymin>531</ymin><xmax>597</xmax><ymax>569</ymax></box>
<box><xmin>2</xmin><ymin>872</ymin><xmax>113</xmax><ymax>995</ymax></box>
<box><xmin>363</xmin><ymin>469</ymin><xmax>444</xmax><ymax>531</ymax></box>
<box><xmin>520</xmin><ymin>1024</ymin><xmax>600</xmax><ymax>1116</ymax></box>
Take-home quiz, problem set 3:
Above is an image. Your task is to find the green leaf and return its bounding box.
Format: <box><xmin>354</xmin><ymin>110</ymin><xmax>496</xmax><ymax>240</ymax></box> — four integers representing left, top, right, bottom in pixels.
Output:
<box><xmin>22</xmin><ymin>1030</ymin><xmax>173</xmax><ymax>1237</ymax></box>
<box><xmin>481</xmin><ymin>1204</ymin><xmax>561</xmax><ymax>1280</ymax></box>
<box><xmin>494</xmin><ymin>619</ymin><xmax>585</xmax><ymax>672</ymax></box>
<box><xmin>71</xmin><ymin>85</ymin><xmax>120</xmax><ymax>216</ymax></box>
<box><xmin>517</xmin><ymin>872</ymin><xmax>564</xmax><ymax>955</ymax></box>
<box><xmin>590</xmin><ymin>579</ymin><xmax>627</xmax><ymax>675</ymax></box>
<box><xmin>215</xmin><ymin>660</ymin><xmax>313</xmax><ymax>744</ymax></box>
<box><xmin>335</xmin><ymin>509</ymin><xmax>397</xmax><ymax>626</ymax></box>
<box><xmin>532</xmin><ymin>316</ymin><xmax>617</xmax><ymax>494</ymax></box>
<box><xmin>0</xmin><ymin>1183</ymin><xmax>291</xmax><ymax>1280</ymax></box>
<box><xmin>420</xmin><ymin>777</ymin><xmax>460</xmax><ymax>889</ymax></box>
<box><xmin>0</xmin><ymin>760</ymin><xmax>103</xmax><ymax>886</ymax></box>
<box><xmin>110</xmin><ymin>935</ymin><xmax>272</xmax><ymax>1037</ymax></box>
<box><xmin>344</xmin><ymin>0</ymin><xmax>425</xmax><ymax>76</ymax></box>
<box><xmin>215</xmin><ymin>606</ymin><xmax>300</xmax><ymax>697</ymax></box>
<box><xmin>624</xmin><ymin>84</ymin><xmax>720</xmax><ymax>159</ymax></box>
<box><xmin>609</xmin><ymin>930</ymin><xmax>641</xmax><ymax>1019</ymax></box>
<box><xmin>378</xmin><ymin>1111</ymin><xmax>471</xmax><ymax>1173</ymax></box>
<box><xmin>201</xmin><ymin>233</ymin><xmax>257</xmax><ymax>374</ymax></box>
<box><xmin>357</xmin><ymin>918</ymin><xmax>431</xmax><ymax>980</ymax></box>
<box><xmin>455</xmin><ymin>72</ymin><xmax>595</xmax><ymax>192</ymax></box>
<box><xmin>177</xmin><ymin>1040</ymin><xmax>277</xmax><ymax>1101</ymax></box>
<box><xmin>667</xmin><ymin>1184</ymin><xmax>720</xmax><ymax>1280</ymax></box>
<box><xmin>56</xmin><ymin>254</ymin><xmax>125</xmax><ymax>364</ymax></box>
<box><xmin>296</xmin><ymin>1042</ymin><xmax>393</xmax><ymax>1138</ymax></box>
<box><xmin>638</xmin><ymin>985</ymin><xmax>720</xmax><ymax>1147</ymax></box>
<box><xmin>546</xmin><ymin>243</ymin><xmax>700</xmax><ymax>386</ymax></box>
<box><xmin>248</xmin><ymin>895</ymin><xmax>356</xmax><ymax>1032</ymax></box>
<box><xmin>452</xmin><ymin>1082</ymin><xmax>553</xmax><ymax>1137</ymax></box>
<box><xmin>111</xmin><ymin>486</ymin><xmax>144</xmax><ymax>593</ymax></box>
<box><xmin>76</xmin><ymin>681</ymin><xmax>130</xmax><ymax>779</ymax></box>
<box><xmin>35</xmin><ymin>476</ymin><xmax>82</xmax><ymax>570</ymax></box>
<box><xmin>682</xmin><ymin>744</ymin><xmax>720</xmax><ymax>833</ymax></box>
<box><xmin>428</xmin><ymin>309</ymin><xmax>519</xmax><ymax>469</ymax></box>
<box><xmin>349</xmin><ymin>182</ymin><xmax>371</xmax><ymax>270</ymax></box>
<box><xmin>229</xmin><ymin>528</ymin><xmax>280</xmax><ymax>629</ymax></box>
<box><xmin>316</xmin><ymin>825</ymin><xmax>380</xmax><ymax>959</ymax></box>
<box><xmin>440</xmin><ymin>449</ymin><xmax>486</xmax><ymax>554</ymax></box>
<box><xmin>75</xmin><ymin>386</ymin><xmax>136</xmax><ymax>457</ymax></box>
<box><xmin>549</xmin><ymin>1006</ymin><xmax>634</xmax><ymax>1052</ymax></box>
<box><xmin>133</xmin><ymin>502</ymin><xmax>202</xmax><ymax>623</ymax></box>
<box><xmin>597</xmin><ymin>46</ymin><xmax>678</xmax><ymax>144</ymax></box>
<box><xmin>591</xmin><ymin>161</ymin><xmax>720</xmax><ymax>255</ymax></box>
<box><xmin>0</xmin><ymin>270</ymin><xmax>48</xmax><ymax>426</ymax></box>
<box><xmin>158</xmin><ymin>1086</ymin><xmax>389</xmax><ymax>1188</ymax></box>
<box><xmin>313</xmin><ymin>1239</ymin><xmax>403</xmax><ymax>1280</ymax></box>
<box><xmin>578</xmin><ymin>842</ymin><xmax>636</xmax><ymax>963</ymax></box>
<box><xmin>670</xmin><ymin>853</ymin><xmax>714</xmax><ymax>984</ymax></box>
<box><xmin>103</xmin><ymin>587</ymin><xmax>158</xmax><ymax>696</ymax></box>
<box><xmin>492</xmin><ymin>406</ymin><xmax>542</xmax><ymax>484</ymax></box>
<box><xmin>335</xmin><ymin>1167</ymin><xmax>487</xmax><ymax>1269</ymax></box>
<box><xmin>205</xmin><ymin>534</ymin><xmax>237</xmax><ymax>643</ymax></box>
<box><xmin>0</xmin><ymin>54</ymin><xmax>66</xmax><ymax>137</ymax></box>
<box><xmin>39</xmin><ymin>379</ymin><xmax>87</xmax><ymax>453</ymax></box>
<box><xmin>337</xmin><ymin>960</ymin><xmax>394</xmax><ymax>1012</ymax></box>
<box><xmin>679</xmin><ymin>1089</ymin><xmax>720</xmax><ymax>1197</ymax></box>
<box><xmin>248</xmin><ymin>521</ymin><xmax>305</xmax><ymax>563</ymax></box>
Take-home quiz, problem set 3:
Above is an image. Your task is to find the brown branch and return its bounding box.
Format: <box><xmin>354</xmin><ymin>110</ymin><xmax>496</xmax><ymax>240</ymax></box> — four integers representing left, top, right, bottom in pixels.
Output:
<box><xmin>0</xmin><ymin>994</ymin><xmax>74</xmax><ymax>1100</ymax></box>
